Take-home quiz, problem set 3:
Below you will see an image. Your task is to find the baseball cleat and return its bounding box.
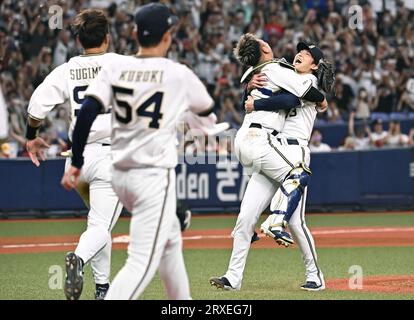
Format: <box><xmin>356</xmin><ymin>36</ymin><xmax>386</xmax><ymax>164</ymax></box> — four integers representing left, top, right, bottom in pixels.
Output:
<box><xmin>300</xmin><ymin>281</ymin><xmax>325</xmax><ymax>291</ymax></box>
<box><xmin>260</xmin><ymin>226</ymin><xmax>294</xmax><ymax>247</ymax></box>
<box><xmin>95</xmin><ymin>284</ymin><xmax>110</xmax><ymax>300</ymax></box>
<box><xmin>209</xmin><ymin>276</ymin><xmax>236</xmax><ymax>291</ymax></box>
<box><xmin>251</xmin><ymin>231</ymin><xmax>260</xmax><ymax>243</ymax></box>
<box><xmin>64</xmin><ymin>252</ymin><xmax>84</xmax><ymax>300</ymax></box>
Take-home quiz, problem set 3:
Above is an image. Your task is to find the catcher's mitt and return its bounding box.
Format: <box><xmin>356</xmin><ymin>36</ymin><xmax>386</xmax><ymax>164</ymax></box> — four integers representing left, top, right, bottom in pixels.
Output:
<box><xmin>316</xmin><ymin>61</ymin><xmax>335</xmax><ymax>94</ymax></box>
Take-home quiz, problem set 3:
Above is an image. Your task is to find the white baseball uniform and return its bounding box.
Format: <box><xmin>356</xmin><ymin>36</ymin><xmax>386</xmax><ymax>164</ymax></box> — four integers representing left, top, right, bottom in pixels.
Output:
<box><xmin>223</xmin><ymin>63</ymin><xmax>324</xmax><ymax>289</ymax></box>
<box><xmin>28</xmin><ymin>52</ymin><xmax>123</xmax><ymax>285</ymax></box>
<box><xmin>84</xmin><ymin>55</ymin><xmax>213</xmax><ymax>300</ymax></box>
<box><xmin>0</xmin><ymin>85</ymin><xmax>8</xmax><ymax>140</ymax></box>
<box><xmin>272</xmin><ymin>75</ymin><xmax>324</xmax><ymax>287</ymax></box>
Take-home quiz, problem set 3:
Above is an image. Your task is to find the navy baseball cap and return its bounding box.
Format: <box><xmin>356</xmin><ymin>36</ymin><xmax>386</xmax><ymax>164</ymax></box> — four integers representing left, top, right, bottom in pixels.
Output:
<box><xmin>135</xmin><ymin>3</ymin><xmax>178</xmax><ymax>43</ymax></box>
<box><xmin>297</xmin><ymin>42</ymin><xmax>324</xmax><ymax>65</ymax></box>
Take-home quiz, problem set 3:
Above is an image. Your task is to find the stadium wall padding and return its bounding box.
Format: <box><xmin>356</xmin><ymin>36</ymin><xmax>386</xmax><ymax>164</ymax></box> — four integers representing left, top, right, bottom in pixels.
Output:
<box><xmin>0</xmin><ymin>148</ymin><xmax>413</xmax><ymax>213</ymax></box>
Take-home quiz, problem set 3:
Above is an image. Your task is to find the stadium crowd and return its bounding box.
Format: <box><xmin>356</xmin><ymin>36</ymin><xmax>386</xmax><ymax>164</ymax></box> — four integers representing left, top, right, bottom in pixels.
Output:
<box><xmin>1</xmin><ymin>0</ymin><xmax>414</xmax><ymax>158</ymax></box>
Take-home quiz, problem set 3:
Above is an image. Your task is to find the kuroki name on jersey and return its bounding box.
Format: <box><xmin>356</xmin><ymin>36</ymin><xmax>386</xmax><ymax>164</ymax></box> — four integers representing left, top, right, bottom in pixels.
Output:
<box><xmin>70</xmin><ymin>66</ymin><xmax>102</xmax><ymax>80</ymax></box>
<box><xmin>119</xmin><ymin>70</ymin><xmax>164</xmax><ymax>84</ymax></box>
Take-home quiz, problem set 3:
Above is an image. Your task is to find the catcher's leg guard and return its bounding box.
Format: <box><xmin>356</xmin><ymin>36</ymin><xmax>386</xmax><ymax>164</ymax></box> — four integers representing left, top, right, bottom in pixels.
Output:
<box><xmin>271</xmin><ymin>163</ymin><xmax>311</xmax><ymax>223</ymax></box>
<box><xmin>260</xmin><ymin>163</ymin><xmax>311</xmax><ymax>247</ymax></box>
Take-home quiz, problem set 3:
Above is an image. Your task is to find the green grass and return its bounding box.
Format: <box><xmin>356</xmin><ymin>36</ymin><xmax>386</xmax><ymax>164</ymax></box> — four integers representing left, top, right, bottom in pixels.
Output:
<box><xmin>145</xmin><ymin>247</ymin><xmax>414</xmax><ymax>300</ymax></box>
<box><xmin>0</xmin><ymin>212</ymin><xmax>413</xmax><ymax>300</ymax></box>
<box><xmin>0</xmin><ymin>219</ymin><xmax>130</xmax><ymax>238</ymax></box>
<box><xmin>189</xmin><ymin>213</ymin><xmax>414</xmax><ymax>230</ymax></box>
<box><xmin>1</xmin><ymin>212</ymin><xmax>413</xmax><ymax>238</ymax></box>
<box><xmin>0</xmin><ymin>247</ymin><xmax>413</xmax><ymax>300</ymax></box>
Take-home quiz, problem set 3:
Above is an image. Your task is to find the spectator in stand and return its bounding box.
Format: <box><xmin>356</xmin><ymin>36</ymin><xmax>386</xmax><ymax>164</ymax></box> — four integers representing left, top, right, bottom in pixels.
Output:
<box><xmin>309</xmin><ymin>130</ymin><xmax>331</xmax><ymax>153</ymax></box>
<box><xmin>0</xmin><ymin>81</ymin><xmax>8</xmax><ymax>144</ymax></box>
<box><xmin>2</xmin><ymin>0</ymin><xmax>414</xmax><ymax>157</ymax></box>
<box><xmin>355</xmin><ymin>60</ymin><xmax>380</xmax><ymax>101</ymax></box>
<box><xmin>409</xmin><ymin>128</ymin><xmax>414</xmax><ymax>146</ymax></box>
<box><xmin>195</xmin><ymin>42</ymin><xmax>221</xmax><ymax>92</ymax></box>
<box><xmin>386</xmin><ymin>121</ymin><xmax>409</xmax><ymax>148</ymax></box>
<box><xmin>51</xmin><ymin>106</ymin><xmax>70</xmax><ymax>144</ymax></box>
<box><xmin>338</xmin><ymin>136</ymin><xmax>356</xmax><ymax>151</ymax></box>
<box><xmin>53</xmin><ymin>30</ymin><xmax>71</xmax><ymax>67</ymax></box>
<box><xmin>348</xmin><ymin>112</ymin><xmax>371</xmax><ymax>150</ymax></box>
<box><xmin>325</xmin><ymin>99</ymin><xmax>344</xmax><ymax>123</ymax></box>
<box><xmin>0</xmin><ymin>143</ymin><xmax>10</xmax><ymax>158</ymax></box>
<box><xmin>373</xmin><ymin>82</ymin><xmax>396</xmax><ymax>113</ymax></box>
<box><xmin>333</xmin><ymin>77</ymin><xmax>354</xmax><ymax>118</ymax></box>
<box><xmin>218</xmin><ymin>94</ymin><xmax>242</xmax><ymax>128</ymax></box>
<box><xmin>354</xmin><ymin>88</ymin><xmax>372</xmax><ymax>121</ymax></box>
<box><xmin>7</xmin><ymin>93</ymin><xmax>26</xmax><ymax>155</ymax></box>
<box><xmin>228</xmin><ymin>9</ymin><xmax>246</xmax><ymax>43</ymax></box>
<box><xmin>397</xmin><ymin>75</ymin><xmax>414</xmax><ymax>111</ymax></box>
<box><xmin>264</xmin><ymin>11</ymin><xmax>285</xmax><ymax>39</ymax></box>
<box><xmin>370</xmin><ymin>119</ymin><xmax>388</xmax><ymax>148</ymax></box>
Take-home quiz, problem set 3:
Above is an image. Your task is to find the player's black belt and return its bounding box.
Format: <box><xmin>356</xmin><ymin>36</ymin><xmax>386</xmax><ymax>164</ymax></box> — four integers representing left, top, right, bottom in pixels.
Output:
<box><xmin>249</xmin><ymin>123</ymin><xmax>279</xmax><ymax>136</ymax></box>
<box><xmin>277</xmin><ymin>137</ymin><xmax>299</xmax><ymax>145</ymax></box>
<box><xmin>102</xmin><ymin>143</ymin><xmax>111</xmax><ymax>146</ymax></box>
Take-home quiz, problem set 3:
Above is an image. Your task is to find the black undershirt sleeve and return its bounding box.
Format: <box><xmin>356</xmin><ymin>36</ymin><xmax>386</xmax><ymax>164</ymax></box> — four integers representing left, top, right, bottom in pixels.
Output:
<box><xmin>302</xmin><ymin>86</ymin><xmax>325</xmax><ymax>103</ymax></box>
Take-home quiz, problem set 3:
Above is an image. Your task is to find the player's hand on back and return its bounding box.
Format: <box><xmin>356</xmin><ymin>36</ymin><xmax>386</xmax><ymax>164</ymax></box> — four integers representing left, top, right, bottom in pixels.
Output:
<box><xmin>26</xmin><ymin>137</ymin><xmax>50</xmax><ymax>167</ymax></box>
<box><xmin>245</xmin><ymin>95</ymin><xmax>255</xmax><ymax>113</ymax></box>
<box><xmin>247</xmin><ymin>73</ymin><xmax>267</xmax><ymax>92</ymax></box>
<box><xmin>61</xmin><ymin>166</ymin><xmax>81</xmax><ymax>191</ymax></box>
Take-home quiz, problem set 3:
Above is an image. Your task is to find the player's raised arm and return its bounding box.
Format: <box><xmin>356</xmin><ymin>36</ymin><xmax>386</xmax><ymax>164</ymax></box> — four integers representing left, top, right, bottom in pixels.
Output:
<box><xmin>26</xmin><ymin>64</ymin><xmax>69</xmax><ymax>166</ymax></box>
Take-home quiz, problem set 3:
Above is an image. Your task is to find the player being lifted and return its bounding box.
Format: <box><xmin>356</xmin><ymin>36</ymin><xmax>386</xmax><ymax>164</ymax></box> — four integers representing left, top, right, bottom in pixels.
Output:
<box><xmin>26</xmin><ymin>9</ymin><xmax>123</xmax><ymax>300</ymax></box>
<box><xmin>210</xmin><ymin>33</ymin><xmax>334</xmax><ymax>291</ymax></box>
<box><xmin>62</xmin><ymin>3</ymin><xmax>214</xmax><ymax>300</ymax></box>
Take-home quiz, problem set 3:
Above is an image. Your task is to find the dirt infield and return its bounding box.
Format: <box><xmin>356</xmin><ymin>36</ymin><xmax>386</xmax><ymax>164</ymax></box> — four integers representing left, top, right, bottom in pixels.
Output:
<box><xmin>182</xmin><ymin>226</ymin><xmax>414</xmax><ymax>249</ymax></box>
<box><xmin>327</xmin><ymin>275</ymin><xmax>414</xmax><ymax>294</ymax></box>
<box><xmin>1</xmin><ymin>226</ymin><xmax>414</xmax><ymax>254</ymax></box>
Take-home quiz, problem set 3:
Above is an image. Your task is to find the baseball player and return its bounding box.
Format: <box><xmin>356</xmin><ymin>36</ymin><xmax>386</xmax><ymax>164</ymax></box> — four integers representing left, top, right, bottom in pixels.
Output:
<box><xmin>61</xmin><ymin>3</ymin><xmax>214</xmax><ymax>300</ymax></box>
<box><xmin>210</xmin><ymin>35</ymin><xmax>333</xmax><ymax>291</ymax></box>
<box><xmin>26</xmin><ymin>9</ymin><xmax>123</xmax><ymax>300</ymax></box>
<box><xmin>257</xmin><ymin>42</ymin><xmax>333</xmax><ymax>291</ymax></box>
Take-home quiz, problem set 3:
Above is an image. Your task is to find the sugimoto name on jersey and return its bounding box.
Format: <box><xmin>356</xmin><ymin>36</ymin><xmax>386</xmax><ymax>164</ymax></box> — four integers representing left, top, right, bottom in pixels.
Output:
<box><xmin>70</xmin><ymin>66</ymin><xmax>102</xmax><ymax>80</ymax></box>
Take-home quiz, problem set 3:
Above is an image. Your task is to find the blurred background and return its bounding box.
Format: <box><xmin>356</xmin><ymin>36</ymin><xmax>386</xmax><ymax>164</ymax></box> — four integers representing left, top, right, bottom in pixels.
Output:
<box><xmin>0</xmin><ymin>0</ymin><xmax>414</xmax><ymax>215</ymax></box>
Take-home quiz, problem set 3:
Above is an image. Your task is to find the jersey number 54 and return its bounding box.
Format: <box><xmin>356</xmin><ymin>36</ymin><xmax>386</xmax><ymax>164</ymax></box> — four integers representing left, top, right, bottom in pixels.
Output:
<box><xmin>112</xmin><ymin>86</ymin><xmax>164</xmax><ymax>129</ymax></box>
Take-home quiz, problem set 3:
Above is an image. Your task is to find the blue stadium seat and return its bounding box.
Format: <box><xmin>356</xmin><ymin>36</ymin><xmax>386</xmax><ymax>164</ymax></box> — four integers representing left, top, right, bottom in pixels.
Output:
<box><xmin>390</xmin><ymin>112</ymin><xmax>407</xmax><ymax>121</ymax></box>
<box><xmin>370</xmin><ymin>113</ymin><xmax>389</xmax><ymax>122</ymax></box>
